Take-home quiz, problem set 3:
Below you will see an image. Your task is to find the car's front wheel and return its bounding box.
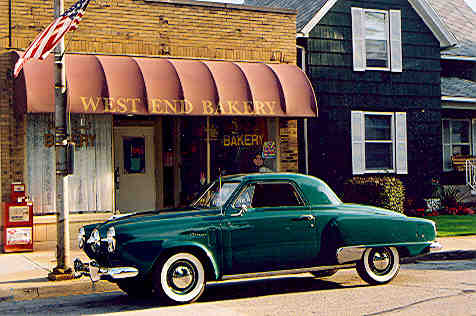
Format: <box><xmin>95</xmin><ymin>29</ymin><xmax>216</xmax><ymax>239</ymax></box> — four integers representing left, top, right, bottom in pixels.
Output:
<box><xmin>154</xmin><ymin>252</ymin><xmax>206</xmax><ymax>304</ymax></box>
<box><xmin>356</xmin><ymin>247</ymin><xmax>400</xmax><ymax>285</ymax></box>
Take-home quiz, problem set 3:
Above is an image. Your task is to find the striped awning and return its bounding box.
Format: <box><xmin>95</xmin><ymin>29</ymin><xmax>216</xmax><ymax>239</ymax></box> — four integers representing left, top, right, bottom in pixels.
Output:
<box><xmin>12</xmin><ymin>52</ymin><xmax>318</xmax><ymax>117</ymax></box>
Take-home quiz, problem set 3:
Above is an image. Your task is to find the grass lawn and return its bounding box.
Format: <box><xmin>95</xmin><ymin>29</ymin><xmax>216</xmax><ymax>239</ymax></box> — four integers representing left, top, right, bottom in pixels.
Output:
<box><xmin>430</xmin><ymin>215</ymin><xmax>476</xmax><ymax>237</ymax></box>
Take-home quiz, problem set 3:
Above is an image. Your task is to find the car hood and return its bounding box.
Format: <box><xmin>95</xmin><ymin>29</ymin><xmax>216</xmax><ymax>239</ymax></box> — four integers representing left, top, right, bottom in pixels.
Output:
<box><xmin>97</xmin><ymin>207</ymin><xmax>222</xmax><ymax>228</ymax></box>
<box><xmin>338</xmin><ymin>203</ymin><xmax>406</xmax><ymax>217</ymax></box>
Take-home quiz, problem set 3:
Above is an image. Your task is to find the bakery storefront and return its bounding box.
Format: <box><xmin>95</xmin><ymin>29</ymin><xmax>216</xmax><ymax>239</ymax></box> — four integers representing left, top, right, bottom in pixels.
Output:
<box><xmin>12</xmin><ymin>51</ymin><xmax>317</xmax><ymax>217</ymax></box>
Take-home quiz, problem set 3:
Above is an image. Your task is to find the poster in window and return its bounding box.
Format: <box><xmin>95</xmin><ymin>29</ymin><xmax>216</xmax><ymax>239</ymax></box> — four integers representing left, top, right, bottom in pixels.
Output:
<box><xmin>6</xmin><ymin>227</ymin><xmax>32</xmax><ymax>245</ymax></box>
<box><xmin>9</xmin><ymin>206</ymin><xmax>30</xmax><ymax>222</ymax></box>
<box><xmin>124</xmin><ymin>137</ymin><xmax>145</xmax><ymax>174</ymax></box>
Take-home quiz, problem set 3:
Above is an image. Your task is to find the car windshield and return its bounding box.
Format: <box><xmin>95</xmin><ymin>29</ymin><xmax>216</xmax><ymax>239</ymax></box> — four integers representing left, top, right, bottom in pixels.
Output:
<box><xmin>192</xmin><ymin>181</ymin><xmax>240</xmax><ymax>208</ymax></box>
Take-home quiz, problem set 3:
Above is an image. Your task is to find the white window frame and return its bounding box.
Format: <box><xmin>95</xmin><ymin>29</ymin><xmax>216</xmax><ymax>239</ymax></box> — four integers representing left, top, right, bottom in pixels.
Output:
<box><xmin>364</xmin><ymin>9</ymin><xmax>391</xmax><ymax>71</ymax></box>
<box><xmin>442</xmin><ymin>119</ymin><xmax>472</xmax><ymax>171</ymax></box>
<box><xmin>352</xmin><ymin>8</ymin><xmax>402</xmax><ymax>72</ymax></box>
<box><xmin>352</xmin><ymin>111</ymin><xmax>407</xmax><ymax>175</ymax></box>
<box><xmin>364</xmin><ymin>112</ymin><xmax>395</xmax><ymax>172</ymax></box>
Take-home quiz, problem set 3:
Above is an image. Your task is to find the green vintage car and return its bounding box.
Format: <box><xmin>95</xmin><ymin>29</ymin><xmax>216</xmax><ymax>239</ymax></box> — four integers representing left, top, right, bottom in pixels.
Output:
<box><xmin>75</xmin><ymin>172</ymin><xmax>441</xmax><ymax>304</ymax></box>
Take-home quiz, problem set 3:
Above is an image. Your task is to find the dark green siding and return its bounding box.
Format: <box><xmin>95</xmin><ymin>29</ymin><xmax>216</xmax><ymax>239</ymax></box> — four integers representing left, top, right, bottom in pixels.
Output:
<box><xmin>304</xmin><ymin>0</ymin><xmax>442</xmax><ymax>195</ymax></box>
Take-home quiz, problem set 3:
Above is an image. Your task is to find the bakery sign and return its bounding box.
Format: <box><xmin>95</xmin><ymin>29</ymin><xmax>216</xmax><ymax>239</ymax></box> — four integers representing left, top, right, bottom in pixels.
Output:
<box><xmin>224</xmin><ymin>134</ymin><xmax>264</xmax><ymax>147</ymax></box>
<box><xmin>80</xmin><ymin>97</ymin><xmax>279</xmax><ymax>116</ymax></box>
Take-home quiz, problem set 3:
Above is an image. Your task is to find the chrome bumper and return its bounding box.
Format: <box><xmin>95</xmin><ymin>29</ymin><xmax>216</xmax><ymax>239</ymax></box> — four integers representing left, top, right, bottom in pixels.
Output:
<box><xmin>428</xmin><ymin>241</ymin><xmax>443</xmax><ymax>252</ymax></box>
<box><xmin>73</xmin><ymin>258</ymin><xmax>139</xmax><ymax>282</ymax></box>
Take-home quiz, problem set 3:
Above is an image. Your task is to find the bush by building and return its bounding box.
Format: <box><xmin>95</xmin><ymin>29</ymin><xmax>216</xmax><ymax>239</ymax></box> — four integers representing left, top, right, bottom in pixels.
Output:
<box><xmin>342</xmin><ymin>176</ymin><xmax>405</xmax><ymax>213</ymax></box>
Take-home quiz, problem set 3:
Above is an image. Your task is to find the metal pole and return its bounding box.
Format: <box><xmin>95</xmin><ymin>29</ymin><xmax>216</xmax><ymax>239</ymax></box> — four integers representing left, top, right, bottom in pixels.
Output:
<box><xmin>304</xmin><ymin>118</ymin><xmax>309</xmax><ymax>174</ymax></box>
<box><xmin>48</xmin><ymin>0</ymin><xmax>73</xmax><ymax>280</ymax></box>
<box><xmin>206</xmin><ymin>117</ymin><xmax>211</xmax><ymax>184</ymax></box>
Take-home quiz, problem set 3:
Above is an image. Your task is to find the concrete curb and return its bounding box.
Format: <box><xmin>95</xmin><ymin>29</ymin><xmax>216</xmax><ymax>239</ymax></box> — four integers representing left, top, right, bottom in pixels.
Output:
<box><xmin>0</xmin><ymin>280</ymin><xmax>119</xmax><ymax>302</ymax></box>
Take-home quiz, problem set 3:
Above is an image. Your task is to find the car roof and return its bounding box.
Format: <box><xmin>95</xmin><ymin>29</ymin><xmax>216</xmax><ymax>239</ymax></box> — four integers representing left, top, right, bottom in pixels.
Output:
<box><xmin>221</xmin><ymin>172</ymin><xmax>341</xmax><ymax>205</ymax></box>
<box><xmin>222</xmin><ymin>172</ymin><xmax>311</xmax><ymax>182</ymax></box>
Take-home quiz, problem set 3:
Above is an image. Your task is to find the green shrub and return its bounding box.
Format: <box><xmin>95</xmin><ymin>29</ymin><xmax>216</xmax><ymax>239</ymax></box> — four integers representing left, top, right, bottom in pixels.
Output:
<box><xmin>342</xmin><ymin>176</ymin><xmax>405</xmax><ymax>213</ymax></box>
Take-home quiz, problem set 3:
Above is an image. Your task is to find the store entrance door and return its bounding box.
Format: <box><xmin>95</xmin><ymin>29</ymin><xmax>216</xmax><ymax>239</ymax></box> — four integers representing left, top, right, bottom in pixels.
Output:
<box><xmin>114</xmin><ymin>127</ymin><xmax>156</xmax><ymax>213</ymax></box>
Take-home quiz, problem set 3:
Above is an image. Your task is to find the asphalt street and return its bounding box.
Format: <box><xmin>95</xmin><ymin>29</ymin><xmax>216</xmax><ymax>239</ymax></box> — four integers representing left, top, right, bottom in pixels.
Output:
<box><xmin>0</xmin><ymin>259</ymin><xmax>474</xmax><ymax>316</ymax></box>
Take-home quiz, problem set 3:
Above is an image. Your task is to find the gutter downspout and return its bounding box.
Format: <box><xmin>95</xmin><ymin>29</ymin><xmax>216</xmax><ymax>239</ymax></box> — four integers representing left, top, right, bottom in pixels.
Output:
<box><xmin>297</xmin><ymin>44</ymin><xmax>309</xmax><ymax>175</ymax></box>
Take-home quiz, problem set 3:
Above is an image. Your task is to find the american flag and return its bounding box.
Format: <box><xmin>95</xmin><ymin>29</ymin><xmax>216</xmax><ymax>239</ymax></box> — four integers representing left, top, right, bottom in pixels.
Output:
<box><xmin>13</xmin><ymin>0</ymin><xmax>91</xmax><ymax>77</ymax></box>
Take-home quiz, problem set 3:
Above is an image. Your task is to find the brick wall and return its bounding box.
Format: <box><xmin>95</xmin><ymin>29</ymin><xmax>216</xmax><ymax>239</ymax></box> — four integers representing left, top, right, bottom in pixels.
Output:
<box><xmin>2</xmin><ymin>0</ymin><xmax>296</xmax><ymax>63</ymax></box>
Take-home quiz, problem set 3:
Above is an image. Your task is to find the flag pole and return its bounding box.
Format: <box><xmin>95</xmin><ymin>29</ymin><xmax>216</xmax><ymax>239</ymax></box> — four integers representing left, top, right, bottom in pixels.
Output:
<box><xmin>48</xmin><ymin>0</ymin><xmax>73</xmax><ymax>280</ymax></box>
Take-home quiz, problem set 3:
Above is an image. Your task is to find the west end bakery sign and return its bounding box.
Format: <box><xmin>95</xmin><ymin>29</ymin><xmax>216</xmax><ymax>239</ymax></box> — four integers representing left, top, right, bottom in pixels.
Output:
<box><xmin>79</xmin><ymin>96</ymin><xmax>281</xmax><ymax>116</ymax></box>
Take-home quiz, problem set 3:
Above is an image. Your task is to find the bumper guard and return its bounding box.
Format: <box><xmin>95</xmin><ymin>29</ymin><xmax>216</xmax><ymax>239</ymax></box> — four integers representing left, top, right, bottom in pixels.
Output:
<box><xmin>73</xmin><ymin>258</ymin><xmax>139</xmax><ymax>282</ymax></box>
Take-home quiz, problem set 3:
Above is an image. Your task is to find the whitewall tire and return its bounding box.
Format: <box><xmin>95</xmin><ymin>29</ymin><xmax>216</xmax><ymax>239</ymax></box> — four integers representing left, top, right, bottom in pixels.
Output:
<box><xmin>356</xmin><ymin>247</ymin><xmax>400</xmax><ymax>285</ymax></box>
<box><xmin>155</xmin><ymin>252</ymin><xmax>206</xmax><ymax>304</ymax></box>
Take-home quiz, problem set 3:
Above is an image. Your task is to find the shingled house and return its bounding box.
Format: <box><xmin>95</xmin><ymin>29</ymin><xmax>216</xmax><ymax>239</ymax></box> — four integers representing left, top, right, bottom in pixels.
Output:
<box><xmin>245</xmin><ymin>0</ymin><xmax>457</xmax><ymax>199</ymax></box>
<box><xmin>427</xmin><ymin>0</ymin><xmax>476</xmax><ymax>188</ymax></box>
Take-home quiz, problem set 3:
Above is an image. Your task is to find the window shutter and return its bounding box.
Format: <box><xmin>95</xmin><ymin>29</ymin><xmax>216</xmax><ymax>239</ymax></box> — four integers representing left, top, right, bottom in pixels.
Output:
<box><xmin>351</xmin><ymin>7</ymin><xmax>366</xmax><ymax>72</ymax></box>
<box><xmin>351</xmin><ymin>111</ymin><xmax>365</xmax><ymax>174</ymax></box>
<box><xmin>395</xmin><ymin>112</ymin><xmax>407</xmax><ymax>174</ymax></box>
<box><xmin>390</xmin><ymin>10</ymin><xmax>403</xmax><ymax>73</ymax></box>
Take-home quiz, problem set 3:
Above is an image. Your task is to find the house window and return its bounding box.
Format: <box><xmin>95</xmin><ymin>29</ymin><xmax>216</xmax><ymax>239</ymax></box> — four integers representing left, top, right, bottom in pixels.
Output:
<box><xmin>442</xmin><ymin>119</ymin><xmax>471</xmax><ymax>171</ymax></box>
<box><xmin>365</xmin><ymin>114</ymin><xmax>393</xmax><ymax>169</ymax></box>
<box><xmin>351</xmin><ymin>111</ymin><xmax>407</xmax><ymax>174</ymax></box>
<box><xmin>351</xmin><ymin>8</ymin><xmax>402</xmax><ymax>72</ymax></box>
<box><xmin>365</xmin><ymin>11</ymin><xmax>389</xmax><ymax>68</ymax></box>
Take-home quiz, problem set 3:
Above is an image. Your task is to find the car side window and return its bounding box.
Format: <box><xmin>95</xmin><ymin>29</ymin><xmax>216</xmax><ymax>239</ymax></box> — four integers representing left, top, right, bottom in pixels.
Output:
<box><xmin>233</xmin><ymin>185</ymin><xmax>255</xmax><ymax>209</ymax></box>
<box><xmin>250</xmin><ymin>182</ymin><xmax>304</xmax><ymax>208</ymax></box>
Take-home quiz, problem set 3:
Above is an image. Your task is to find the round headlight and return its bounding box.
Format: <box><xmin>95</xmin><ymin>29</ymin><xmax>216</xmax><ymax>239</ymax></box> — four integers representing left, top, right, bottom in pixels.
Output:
<box><xmin>107</xmin><ymin>226</ymin><xmax>116</xmax><ymax>253</ymax></box>
<box><xmin>78</xmin><ymin>227</ymin><xmax>85</xmax><ymax>249</ymax></box>
<box><xmin>88</xmin><ymin>228</ymin><xmax>101</xmax><ymax>251</ymax></box>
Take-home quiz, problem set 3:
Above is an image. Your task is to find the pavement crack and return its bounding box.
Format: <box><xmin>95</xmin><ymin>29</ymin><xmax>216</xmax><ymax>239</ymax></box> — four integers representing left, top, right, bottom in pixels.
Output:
<box><xmin>363</xmin><ymin>293</ymin><xmax>463</xmax><ymax>316</ymax></box>
<box><xmin>21</xmin><ymin>255</ymin><xmax>50</xmax><ymax>273</ymax></box>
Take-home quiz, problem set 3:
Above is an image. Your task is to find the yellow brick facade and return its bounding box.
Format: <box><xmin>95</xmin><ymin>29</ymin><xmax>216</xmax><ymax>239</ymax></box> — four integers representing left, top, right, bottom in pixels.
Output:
<box><xmin>1</xmin><ymin>0</ymin><xmax>296</xmax><ymax>63</ymax></box>
<box><xmin>0</xmin><ymin>0</ymin><xmax>300</xmax><ymax>211</ymax></box>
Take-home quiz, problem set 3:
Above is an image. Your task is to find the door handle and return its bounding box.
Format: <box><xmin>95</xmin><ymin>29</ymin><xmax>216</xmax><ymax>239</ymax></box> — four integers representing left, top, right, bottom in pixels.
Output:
<box><xmin>293</xmin><ymin>215</ymin><xmax>315</xmax><ymax>227</ymax></box>
<box><xmin>293</xmin><ymin>215</ymin><xmax>315</xmax><ymax>221</ymax></box>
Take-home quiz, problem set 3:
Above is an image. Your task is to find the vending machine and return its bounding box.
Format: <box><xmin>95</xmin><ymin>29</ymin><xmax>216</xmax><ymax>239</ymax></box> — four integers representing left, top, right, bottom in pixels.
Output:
<box><xmin>3</xmin><ymin>182</ymin><xmax>33</xmax><ymax>253</ymax></box>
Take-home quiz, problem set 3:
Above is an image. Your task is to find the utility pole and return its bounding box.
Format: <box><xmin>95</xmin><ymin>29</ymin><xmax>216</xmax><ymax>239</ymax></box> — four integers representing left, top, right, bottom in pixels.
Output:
<box><xmin>48</xmin><ymin>0</ymin><xmax>73</xmax><ymax>281</ymax></box>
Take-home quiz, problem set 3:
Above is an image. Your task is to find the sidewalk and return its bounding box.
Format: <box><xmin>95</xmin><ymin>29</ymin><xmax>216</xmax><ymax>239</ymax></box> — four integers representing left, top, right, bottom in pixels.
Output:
<box><xmin>0</xmin><ymin>236</ymin><xmax>474</xmax><ymax>302</ymax></box>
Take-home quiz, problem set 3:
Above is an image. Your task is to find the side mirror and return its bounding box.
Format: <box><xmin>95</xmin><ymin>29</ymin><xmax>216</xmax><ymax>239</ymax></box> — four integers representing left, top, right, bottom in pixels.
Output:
<box><xmin>231</xmin><ymin>204</ymin><xmax>248</xmax><ymax>217</ymax></box>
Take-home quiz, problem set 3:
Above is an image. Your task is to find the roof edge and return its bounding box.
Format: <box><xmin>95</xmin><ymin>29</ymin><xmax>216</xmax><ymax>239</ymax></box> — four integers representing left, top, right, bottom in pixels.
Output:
<box><xmin>442</xmin><ymin>55</ymin><xmax>476</xmax><ymax>62</ymax></box>
<box><xmin>296</xmin><ymin>0</ymin><xmax>458</xmax><ymax>48</ymax></box>
<box><xmin>299</xmin><ymin>0</ymin><xmax>339</xmax><ymax>36</ymax></box>
<box><xmin>442</xmin><ymin>96</ymin><xmax>476</xmax><ymax>103</ymax></box>
<box><xmin>407</xmin><ymin>0</ymin><xmax>457</xmax><ymax>48</ymax></box>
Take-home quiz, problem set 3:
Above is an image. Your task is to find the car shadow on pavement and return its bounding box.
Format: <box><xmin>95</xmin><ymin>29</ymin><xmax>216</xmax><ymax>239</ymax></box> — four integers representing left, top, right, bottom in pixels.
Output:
<box><xmin>199</xmin><ymin>274</ymin><xmax>366</xmax><ymax>303</ymax></box>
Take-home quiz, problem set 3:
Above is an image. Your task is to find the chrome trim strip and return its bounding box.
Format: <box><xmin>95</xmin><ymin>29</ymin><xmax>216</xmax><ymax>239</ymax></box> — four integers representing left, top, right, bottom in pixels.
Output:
<box><xmin>221</xmin><ymin>264</ymin><xmax>355</xmax><ymax>281</ymax></box>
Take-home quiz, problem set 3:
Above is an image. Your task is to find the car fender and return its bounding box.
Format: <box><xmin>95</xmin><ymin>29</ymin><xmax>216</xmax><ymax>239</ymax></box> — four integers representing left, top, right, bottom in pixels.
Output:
<box><xmin>158</xmin><ymin>240</ymin><xmax>221</xmax><ymax>280</ymax></box>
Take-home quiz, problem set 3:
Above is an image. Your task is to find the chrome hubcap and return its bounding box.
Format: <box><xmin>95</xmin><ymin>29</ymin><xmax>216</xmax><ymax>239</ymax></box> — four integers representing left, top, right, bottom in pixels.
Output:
<box><xmin>169</xmin><ymin>262</ymin><xmax>195</xmax><ymax>291</ymax></box>
<box><xmin>372</xmin><ymin>249</ymin><xmax>391</xmax><ymax>272</ymax></box>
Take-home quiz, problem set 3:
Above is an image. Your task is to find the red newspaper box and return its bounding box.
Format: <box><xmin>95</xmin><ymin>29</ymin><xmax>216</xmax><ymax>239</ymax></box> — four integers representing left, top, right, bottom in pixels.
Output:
<box><xmin>3</xmin><ymin>183</ymin><xmax>33</xmax><ymax>253</ymax></box>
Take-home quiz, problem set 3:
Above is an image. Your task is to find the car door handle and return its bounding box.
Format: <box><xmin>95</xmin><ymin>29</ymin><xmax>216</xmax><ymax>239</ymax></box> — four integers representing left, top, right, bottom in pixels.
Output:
<box><xmin>293</xmin><ymin>215</ymin><xmax>315</xmax><ymax>222</ymax></box>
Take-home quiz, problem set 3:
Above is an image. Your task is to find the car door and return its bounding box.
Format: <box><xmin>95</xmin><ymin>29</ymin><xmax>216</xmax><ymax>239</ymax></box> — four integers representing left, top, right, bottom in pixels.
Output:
<box><xmin>221</xmin><ymin>180</ymin><xmax>320</xmax><ymax>275</ymax></box>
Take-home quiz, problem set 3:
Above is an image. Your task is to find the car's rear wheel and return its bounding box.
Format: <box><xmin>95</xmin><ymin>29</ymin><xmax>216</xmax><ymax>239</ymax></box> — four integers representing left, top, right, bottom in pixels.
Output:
<box><xmin>154</xmin><ymin>252</ymin><xmax>206</xmax><ymax>304</ymax></box>
<box><xmin>356</xmin><ymin>247</ymin><xmax>400</xmax><ymax>285</ymax></box>
<box><xmin>116</xmin><ymin>279</ymin><xmax>154</xmax><ymax>298</ymax></box>
<box><xmin>310</xmin><ymin>269</ymin><xmax>338</xmax><ymax>278</ymax></box>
